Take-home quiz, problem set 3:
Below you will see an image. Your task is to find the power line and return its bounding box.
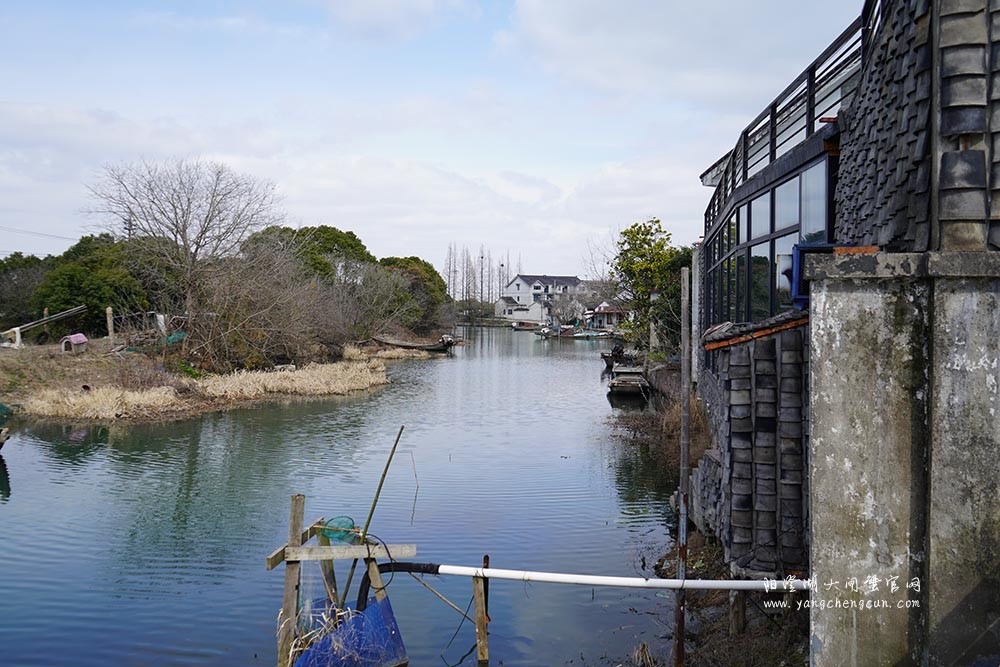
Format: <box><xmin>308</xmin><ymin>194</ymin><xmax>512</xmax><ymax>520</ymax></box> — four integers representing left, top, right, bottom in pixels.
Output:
<box><xmin>0</xmin><ymin>225</ymin><xmax>77</xmax><ymax>241</ymax></box>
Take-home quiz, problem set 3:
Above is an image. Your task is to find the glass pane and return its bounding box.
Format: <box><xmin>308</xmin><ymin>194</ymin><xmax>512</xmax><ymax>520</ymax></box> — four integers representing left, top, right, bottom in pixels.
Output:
<box><xmin>739</xmin><ymin>205</ymin><xmax>749</xmax><ymax>244</ymax></box>
<box><xmin>727</xmin><ymin>256</ymin><xmax>738</xmax><ymax>322</ymax></box>
<box><xmin>774</xmin><ymin>234</ymin><xmax>796</xmax><ymax>311</ymax></box>
<box><xmin>750</xmin><ymin>242</ymin><xmax>771</xmax><ymax>320</ymax></box>
<box><xmin>729</xmin><ymin>212</ymin><xmax>738</xmax><ymax>250</ymax></box>
<box><xmin>721</xmin><ymin>260</ymin><xmax>729</xmax><ymax>321</ymax></box>
<box><xmin>801</xmin><ymin>160</ymin><xmax>827</xmax><ymax>244</ymax></box>
<box><xmin>715</xmin><ymin>269</ymin><xmax>724</xmax><ymax>324</ymax></box>
<box><xmin>775</xmin><ymin>177</ymin><xmax>799</xmax><ymax>231</ymax></box>
<box><xmin>736</xmin><ymin>251</ymin><xmax>746</xmax><ymax>322</ymax></box>
<box><xmin>751</xmin><ymin>194</ymin><xmax>770</xmax><ymax>239</ymax></box>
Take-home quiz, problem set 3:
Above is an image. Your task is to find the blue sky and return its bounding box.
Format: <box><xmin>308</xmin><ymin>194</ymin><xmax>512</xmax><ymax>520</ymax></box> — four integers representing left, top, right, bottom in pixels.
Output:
<box><xmin>0</xmin><ymin>1</ymin><xmax>860</xmax><ymax>276</ymax></box>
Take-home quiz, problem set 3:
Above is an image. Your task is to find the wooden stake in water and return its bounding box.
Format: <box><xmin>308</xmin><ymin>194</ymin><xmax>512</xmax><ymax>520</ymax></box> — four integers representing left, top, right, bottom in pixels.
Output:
<box><xmin>338</xmin><ymin>425</ymin><xmax>405</xmax><ymax>608</ymax></box>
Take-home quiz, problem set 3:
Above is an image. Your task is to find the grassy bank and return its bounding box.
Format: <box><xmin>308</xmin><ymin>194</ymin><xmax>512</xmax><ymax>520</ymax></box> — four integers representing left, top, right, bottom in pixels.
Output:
<box><xmin>1</xmin><ymin>340</ymin><xmax>395</xmax><ymax>421</ymax></box>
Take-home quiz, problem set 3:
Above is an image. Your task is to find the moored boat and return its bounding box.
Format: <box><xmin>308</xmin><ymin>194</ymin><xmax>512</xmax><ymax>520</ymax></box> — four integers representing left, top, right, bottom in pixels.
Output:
<box><xmin>373</xmin><ymin>335</ymin><xmax>456</xmax><ymax>352</ymax></box>
<box><xmin>608</xmin><ymin>363</ymin><xmax>650</xmax><ymax>396</ymax></box>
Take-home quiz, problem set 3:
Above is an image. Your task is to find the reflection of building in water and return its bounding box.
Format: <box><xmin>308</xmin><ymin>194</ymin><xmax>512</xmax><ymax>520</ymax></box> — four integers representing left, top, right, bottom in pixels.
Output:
<box><xmin>691</xmin><ymin>1</ymin><xmax>1000</xmax><ymax>663</ymax></box>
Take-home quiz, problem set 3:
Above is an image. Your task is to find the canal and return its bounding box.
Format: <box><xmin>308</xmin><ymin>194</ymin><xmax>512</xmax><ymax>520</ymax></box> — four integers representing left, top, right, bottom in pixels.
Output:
<box><xmin>0</xmin><ymin>327</ymin><xmax>677</xmax><ymax>666</ymax></box>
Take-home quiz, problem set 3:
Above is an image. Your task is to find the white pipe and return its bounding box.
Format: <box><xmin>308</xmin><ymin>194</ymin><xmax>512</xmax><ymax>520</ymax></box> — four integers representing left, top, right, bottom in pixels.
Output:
<box><xmin>435</xmin><ymin>565</ymin><xmax>810</xmax><ymax>592</ymax></box>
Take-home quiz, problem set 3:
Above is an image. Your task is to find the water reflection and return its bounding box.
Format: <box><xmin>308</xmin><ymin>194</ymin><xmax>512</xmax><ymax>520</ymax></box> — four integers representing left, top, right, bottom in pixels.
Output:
<box><xmin>1</xmin><ymin>327</ymin><xmax>675</xmax><ymax>666</ymax></box>
<box><xmin>0</xmin><ymin>455</ymin><xmax>10</xmax><ymax>501</ymax></box>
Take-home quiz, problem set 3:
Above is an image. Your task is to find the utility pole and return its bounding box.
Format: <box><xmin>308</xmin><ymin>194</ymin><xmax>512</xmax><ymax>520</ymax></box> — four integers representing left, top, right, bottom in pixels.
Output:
<box><xmin>480</xmin><ymin>254</ymin><xmax>485</xmax><ymax>323</ymax></box>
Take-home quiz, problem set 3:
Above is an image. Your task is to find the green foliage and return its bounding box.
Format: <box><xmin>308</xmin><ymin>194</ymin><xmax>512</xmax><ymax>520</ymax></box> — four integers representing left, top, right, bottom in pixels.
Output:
<box><xmin>246</xmin><ymin>225</ymin><xmax>376</xmax><ymax>278</ymax></box>
<box><xmin>610</xmin><ymin>219</ymin><xmax>692</xmax><ymax>351</ymax></box>
<box><xmin>0</xmin><ymin>252</ymin><xmax>54</xmax><ymax>329</ymax></box>
<box><xmin>379</xmin><ymin>256</ymin><xmax>448</xmax><ymax>331</ymax></box>
<box><xmin>169</xmin><ymin>359</ymin><xmax>204</xmax><ymax>379</ymax></box>
<box><xmin>31</xmin><ymin>235</ymin><xmax>148</xmax><ymax>335</ymax></box>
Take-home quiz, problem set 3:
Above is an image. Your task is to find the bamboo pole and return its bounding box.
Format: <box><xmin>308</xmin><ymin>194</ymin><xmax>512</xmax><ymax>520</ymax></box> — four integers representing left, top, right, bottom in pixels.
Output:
<box><xmin>338</xmin><ymin>425</ymin><xmax>405</xmax><ymax>608</ymax></box>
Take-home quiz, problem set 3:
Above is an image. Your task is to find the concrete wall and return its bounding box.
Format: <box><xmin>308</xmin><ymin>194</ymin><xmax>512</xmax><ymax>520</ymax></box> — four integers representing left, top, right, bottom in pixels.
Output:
<box><xmin>807</xmin><ymin>252</ymin><xmax>1000</xmax><ymax>666</ymax></box>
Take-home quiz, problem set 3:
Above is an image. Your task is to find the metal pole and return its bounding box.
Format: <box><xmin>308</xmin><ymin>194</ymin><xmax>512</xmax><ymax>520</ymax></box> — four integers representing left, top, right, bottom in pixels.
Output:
<box><xmin>675</xmin><ymin>267</ymin><xmax>691</xmax><ymax>666</ymax></box>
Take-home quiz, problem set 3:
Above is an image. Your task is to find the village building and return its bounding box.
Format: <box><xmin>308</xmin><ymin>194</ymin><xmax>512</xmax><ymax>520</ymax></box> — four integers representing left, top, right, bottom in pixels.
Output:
<box><xmin>584</xmin><ymin>302</ymin><xmax>627</xmax><ymax>330</ymax></box>
<box><xmin>493</xmin><ymin>274</ymin><xmax>590</xmax><ymax>323</ymax></box>
<box><xmin>688</xmin><ymin>1</ymin><xmax>1000</xmax><ymax>663</ymax></box>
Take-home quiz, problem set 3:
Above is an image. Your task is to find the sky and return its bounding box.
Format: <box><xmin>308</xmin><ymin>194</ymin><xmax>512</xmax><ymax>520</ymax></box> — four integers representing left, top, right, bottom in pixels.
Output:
<box><xmin>0</xmin><ymin>1</ymin><xmax>860</xmax><ymax>278</ymax></box>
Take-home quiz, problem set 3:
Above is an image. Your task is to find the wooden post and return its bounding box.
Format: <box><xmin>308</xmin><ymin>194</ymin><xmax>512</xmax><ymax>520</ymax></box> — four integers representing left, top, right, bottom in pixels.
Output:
<box><xmin>106</xmin><ymin>307</ymin><xmax>115</xmax><ymax>347</ymax></box>
<box><xmin>366</xmin><ymin>559</ymin><xmax>388</xmax><ymax>602</ymax></box>
<box><xmin>729</xmin><ymin>590</ymin><xmax>746</xmax><ymax>636</ymax></box>
<box><xmin>473</xmin><ymin>576</ymin><xmax>489</xmax><ymax>664</ymax></box>
<box><xmin>278</xmin><ymin>494</ymin><xmax>305</xmax><ymax>667</ymax></box>
<box><xmin>316</xmin><ymin>532</ymin><xmax>339</xmax><ymax>603</ymax></box>
<box><xmin>43</xmin><ymin>308</ymin><xmax>49</xmax><ymax>340</ymax></box>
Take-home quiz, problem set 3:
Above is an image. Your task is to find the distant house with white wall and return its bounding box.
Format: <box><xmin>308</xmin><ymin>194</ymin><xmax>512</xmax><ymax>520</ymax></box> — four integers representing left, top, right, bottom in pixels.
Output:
<box><xmin>493</xmin><ymin>274</ymin><xmax>589</xmax><ymax>323</ymax></box>
<box><xmin>585</xmin><ymin>302</ymin><xmax>627</xmax><ymax>329</ymax></box>
<box><xmin>494</xmin><ymin>296</ymin><xmax>547</xmax><ymax>323</ymax></box>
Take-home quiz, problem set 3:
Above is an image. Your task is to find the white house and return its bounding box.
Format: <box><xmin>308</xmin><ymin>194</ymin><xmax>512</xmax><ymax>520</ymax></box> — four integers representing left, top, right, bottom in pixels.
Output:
<box><xmin>494</xmin><ymin>296</ymin><xmax>547</xmax><ymax>323</ymax></box>
<box><xmin>493</xmin><ymin>274</ymin><xmax>589</xmax><ymax>323</ymax></box>
<box><xmin>584</xmin><ymin>302</ymin><xmax>628</xmax><ymax>329</ymax></box>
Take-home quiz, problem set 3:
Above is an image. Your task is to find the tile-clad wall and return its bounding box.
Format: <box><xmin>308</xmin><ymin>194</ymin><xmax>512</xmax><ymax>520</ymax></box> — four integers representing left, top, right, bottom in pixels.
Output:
<box><xmin>695</xmin><ymin>325</ymin><xmax>809</xmax><ymax>576</ymax></box>
<box><xmin>937</xmin><ymin>0</ymin><xmax>999</xmax><ymax>249</ymax></box>
<box><xmin>835</xmin><ymin>0</ymin><xmax>933</xmax><ymax>251</ymax></box>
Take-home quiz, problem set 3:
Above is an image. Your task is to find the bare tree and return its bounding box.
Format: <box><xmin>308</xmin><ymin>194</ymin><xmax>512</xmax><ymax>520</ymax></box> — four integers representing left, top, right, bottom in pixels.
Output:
<box><xmin>89</xmin><ymin>159</ymin><xmax>283</xmax><ymax>320</ymax></box>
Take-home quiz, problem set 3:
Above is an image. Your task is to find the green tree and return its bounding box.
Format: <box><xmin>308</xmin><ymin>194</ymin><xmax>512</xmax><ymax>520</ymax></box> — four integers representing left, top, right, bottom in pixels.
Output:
<box><xmin>32</xmin><ymin>235</ymin><xmax>147</xmax><ymax>335</ymax></box>
<box><xmin>379</xmin><ymin>256</ymin><xmax>448</xmax><ymax>331</ymax></box>
<box><xmin>0</xmin><ymin>252</ymin><xmax>54</xmax><ymax>329</ymax></box>
<box><xmin>246</xmin><ymin>225</ymin><xmax>376</xmax><ymax>279</ymax></box>
<box><xmin>610</xmin><ymin>219</ymin><xmax>692</xmax><ymax>351</ymax></box>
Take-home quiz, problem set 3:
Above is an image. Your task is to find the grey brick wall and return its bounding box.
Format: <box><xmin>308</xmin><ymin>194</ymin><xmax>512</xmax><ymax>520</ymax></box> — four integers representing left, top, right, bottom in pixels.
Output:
<box><xmin>835</xmin><ymin>0</ymin><xmax>933</xmax><ymax>250</ymax></box>
<box><xmin>695</xmin><ymin>324</ymin><xmax>809</xmax><ymax>576</ymax></box>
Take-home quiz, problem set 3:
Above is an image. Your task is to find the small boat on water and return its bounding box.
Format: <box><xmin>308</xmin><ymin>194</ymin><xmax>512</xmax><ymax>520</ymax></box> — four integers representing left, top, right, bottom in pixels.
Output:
<box><xmin>373</xmin><ymin>335</ymin><xmax>456</xmax><ymax>352</ymax></box>
<box><xmin>533</xmin><ymin>325</ymin><xmax>577</xmax><ymax>338</ymax></box>
<box><xmin>608</xmin><ymin>364</ymin><xmax>650</xmax><ymax>396</ymax></box>
<box><xmin>511</xmin><ymin>321</ymin><xmax>543</xmax><ymax>331</ymax></box>
<box><xmin>601</xmin><ymin>346</ymin><xmax>641</xmax><ymax>369</ymax></box>
<box><xmin>536</xmin><ymin>326</ymin><xmax>612</xmax><ymax>340</ymax></box>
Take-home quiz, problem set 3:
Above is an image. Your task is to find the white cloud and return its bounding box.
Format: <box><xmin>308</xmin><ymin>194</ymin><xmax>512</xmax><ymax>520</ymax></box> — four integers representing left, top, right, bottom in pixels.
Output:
<box><xmin>132</xmin><ymin>11</ymin><xmax>309</xmax><ymax>39</ymax></box>
<box><xmin>503</xmin><ymin>0</ymin><xmax>860</xmax><ymax>108</ymax></box>
<box><xmin>322</xmin><ymin>0</ymin><xmax>470</xmax><ymax>38</ymax></box>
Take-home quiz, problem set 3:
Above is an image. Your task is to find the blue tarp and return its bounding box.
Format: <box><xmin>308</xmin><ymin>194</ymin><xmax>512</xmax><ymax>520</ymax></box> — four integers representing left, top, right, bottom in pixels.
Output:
<box><xmin>293</xmin><ymin>596</ymin><xmax>407</xmax><ymax>667</ymax></box>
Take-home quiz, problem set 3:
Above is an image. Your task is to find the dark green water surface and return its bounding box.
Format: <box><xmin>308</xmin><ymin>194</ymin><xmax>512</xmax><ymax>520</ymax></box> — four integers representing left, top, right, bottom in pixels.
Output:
<box><xmin>0</xmin><ymin>327</ymin><xmax>676</xmax><ymax>666</ymax></box>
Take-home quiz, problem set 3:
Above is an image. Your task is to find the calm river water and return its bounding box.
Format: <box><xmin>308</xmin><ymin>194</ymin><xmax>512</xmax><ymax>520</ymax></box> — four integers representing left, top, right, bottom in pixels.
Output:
<box><xmin>0</xmin><ymin>327</ymin><xmax>676</xmax><ymax>666</ymax></box>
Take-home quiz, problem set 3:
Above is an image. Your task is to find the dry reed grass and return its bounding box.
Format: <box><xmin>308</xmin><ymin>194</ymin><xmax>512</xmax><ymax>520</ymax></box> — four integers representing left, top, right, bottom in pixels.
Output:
<box><xmin>197</xmin><ymin>361</ymin><xmax>389</xmax><ymax>400</ymax></box>
<box><xmin>340</xmin><ymin>345</ymin><xmax>430</xmax><ymax>361</ymax></box>
<box><xmin>370</xmin><ymin>348</ymin><xmax>430</xmax><ymax>360</ymax></box>
<box><xmin>341</xmin><ymin>345</ymin><xmax>366</xmax><ymax>361</ymax></box>
<box><xmin>24</xmin><ymin>386</ymin><xmax>182</xmax><ymax>420</ymax></box>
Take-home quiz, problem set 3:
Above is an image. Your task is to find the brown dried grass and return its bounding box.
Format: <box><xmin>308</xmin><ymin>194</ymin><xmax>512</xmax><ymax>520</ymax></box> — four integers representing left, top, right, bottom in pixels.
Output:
<box><xmin>370</xmin><ymin>348</ymin><xmax>430</xmax><ymax>360</ymax></box>
<box><xmin>341</xmin><ymin>345</ymin><xmax>366</xmax><ymax>361</ymax></box>
<box><xmin>24</xmin><ymin>386</ymin><xmax>182</xmax><ymax>420</ymax></box>
<box><xmin>341</xmin><ymin>345</ymin><xmax>430</xmax><ymax>361</ymax></box>
<box><xmin>197</xmin><ymin>361</ymin><xmax>389</xmax><ymax>400</ymax></box>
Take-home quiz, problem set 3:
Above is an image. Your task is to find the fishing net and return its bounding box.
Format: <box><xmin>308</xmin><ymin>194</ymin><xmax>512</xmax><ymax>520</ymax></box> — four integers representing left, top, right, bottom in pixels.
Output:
<box><xmin>292</xmin><ymin>595</ymin><xmax>407</xmax><ymax>667</ymax></box>
<box><xmin>290</xmin><ymin>520</ymin><xmax>406</xmax><ymax>667</ymax></box>
<box><xmin>320</xmin><ymin>516</ymin><xmax>359</xmax><ymax>543</ymax></box>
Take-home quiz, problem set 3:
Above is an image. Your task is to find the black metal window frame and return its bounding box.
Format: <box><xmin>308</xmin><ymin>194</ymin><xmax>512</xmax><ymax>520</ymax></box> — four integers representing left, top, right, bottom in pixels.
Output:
<box><xmin>703</xmin><ymin>156</ymin><xmax>831</xmax><ymax>327</ymax></box>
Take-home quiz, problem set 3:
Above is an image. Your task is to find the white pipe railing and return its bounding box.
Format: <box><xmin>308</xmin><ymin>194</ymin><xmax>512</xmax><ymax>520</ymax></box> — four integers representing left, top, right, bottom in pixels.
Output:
<box><xmin>436</xmin><ymin>565</ymin><xmax>810</xmax><ymax>592</ymax></box>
